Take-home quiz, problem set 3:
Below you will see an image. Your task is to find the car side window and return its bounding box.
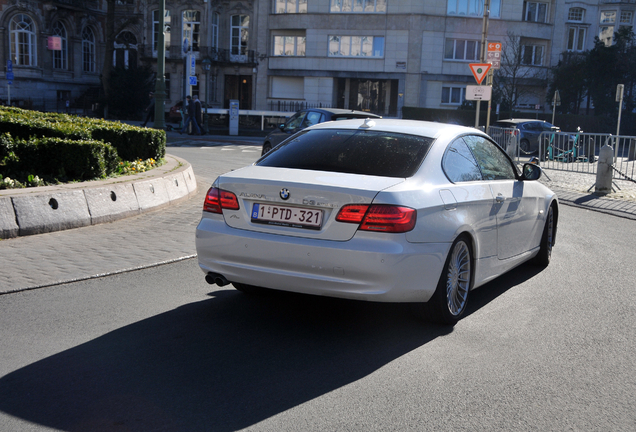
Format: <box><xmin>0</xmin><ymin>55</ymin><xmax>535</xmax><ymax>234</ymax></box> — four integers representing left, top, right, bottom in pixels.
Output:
<box><xmin>284</xmin><ymin>112</ymin><xmax>307</xmax><ymax>132</ymax></box>
<box><xmin>463</xmin><ymin>135</ymin><xmax>517</xmax><ymax>180</ymax></box>
<box><xmin>302</xmin><ymin>111</ymin><xmax>323</xmax><ymax>128</ymax></box>
<box><xmin>443</xmin><ymin>138</ymin><xmax>482</xmax><ymax>183</ymax></box>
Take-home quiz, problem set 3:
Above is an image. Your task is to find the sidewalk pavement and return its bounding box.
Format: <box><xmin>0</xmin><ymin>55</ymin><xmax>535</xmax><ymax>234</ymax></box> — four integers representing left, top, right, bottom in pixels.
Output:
<box><xmin>1</xmin><ymin>125</ymin><xmax>635</xmax><ymax>295</ymax></box>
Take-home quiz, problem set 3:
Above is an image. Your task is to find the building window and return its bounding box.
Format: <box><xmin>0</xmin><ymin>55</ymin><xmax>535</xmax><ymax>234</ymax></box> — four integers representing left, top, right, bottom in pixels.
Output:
<box><xmin>164</xmin><ymin>73</ymin><xmax>171</xmax><ymax>99</ymax></box>
<box><xmin>82</xmin><ymin>27</ymin><xmax>96</xmax><ymax>73</ymax></box>
<box><xmin>52</xmin><ymin>21</ymin><xmax>67</xmax><ymax>70</ymax></box>
<box><xmin>447</xmin><ymin>0</ymin><xmax>500</xmax><ymax>18</ymax></box>
<box><xmin>521</xmin><ymin>45</ymin><xmax>543</xmax><ymax>66</ymax></box>
<box><xmin>568</xmin><ymin>7</ymin><xmax>585</xmax><ymax>22</ymax></box>
<box><xmin>601</xmin><ymin>11</ymin><xmax>616</xmax><ymax>24</ymax></box>
<box><xmin>567</xmin><ymin>27</ymin><xmax>586</xmax><ymax>52</ymax></box>
<box><xmin>113</xmin><ymin>31</ymin><xmax>137</xmax><ymax>69</ymax></box>
<box><xmin>328</xmin><ymin>36</ymin><xmax>384</xmax><ymax>57</ymax></box>
<box><xmin>599</xmin><ymin>26</ymin><xmax>614</xmax><ymax>46</ymax></box>
<box><xmin>441</xmin><ymin>86</ymin><xmax>465</xmax><ymax>105</ymax></box>
<box><xmin>152</xmin><ymin>9</ymin><xmax>171</xmax><ymax>55</ymax></box>
<box><xmin>273</xmin><ymin>36</ymin><xmax>306</xmax><ymax>56</ymax></box>
<box><xmin>276</xmin><ymin>0</ymin><xmax>308</xmax><ymax>13</ymax></box>
<box><xmin>211</xmin><ymin>13</ymin><xmax>219</xmax><ymax>49</ymax></box>
<box><xmin>10</xmin><ymin>14</ymin><xmax>37</xmax><ymax>66</ymax></box>
<box><xmin>523</xmin><ymin>2</ymin><xmax>548</xmax><ymax>23</ymax></box>
<box><xmin>620</xmin><ymin>11</ymin><xmax>633</xmax><ymax>25</ymax></box>
<box><xmin>231</xmin><ymin>15</ymin><xmax>250</xmax><ymax>56</ymax></box>
<box><xmin>330</xmin><ymin>0</ymin><xmax>387</xmax><ymax>13</ymax></box>
<box><xmin>183</xmin><ymin>10</ymin><xmax>200</xmax><ymax>52</ymax></box>
<box><xmin>444</xmin><ymin>39</ymin><xmax>479</xmax><ymax>60</ymax></box>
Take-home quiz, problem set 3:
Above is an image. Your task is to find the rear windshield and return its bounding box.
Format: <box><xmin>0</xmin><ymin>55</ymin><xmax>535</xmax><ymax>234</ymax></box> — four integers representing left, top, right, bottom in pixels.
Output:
<box><xmin>257</xmin><ymin>129</ymin><xmax>433</xmax><ymax>177</ymax></box>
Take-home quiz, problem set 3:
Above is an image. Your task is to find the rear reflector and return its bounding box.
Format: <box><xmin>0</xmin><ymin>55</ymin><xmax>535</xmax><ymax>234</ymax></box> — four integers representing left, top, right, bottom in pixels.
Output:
<box><xmin>203</xmin><ymin>187</ymin><xmax>240</xmax><ymax>213</ymax></box>
<box><xmin>337</xmin><ymin>204</ymin><xmax>416</xmax><ymax>233</ymax></box>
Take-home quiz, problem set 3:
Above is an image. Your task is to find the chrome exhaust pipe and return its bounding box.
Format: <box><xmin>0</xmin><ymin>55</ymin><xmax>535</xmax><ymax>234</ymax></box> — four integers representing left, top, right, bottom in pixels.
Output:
<box><xmin>205</xmin><ymin>272</ymin><xmax>230</xmax><ymax>286</ymax></box>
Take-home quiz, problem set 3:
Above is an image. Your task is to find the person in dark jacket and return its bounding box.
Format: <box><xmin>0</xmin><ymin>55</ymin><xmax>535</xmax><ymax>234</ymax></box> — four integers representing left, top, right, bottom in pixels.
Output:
<box><xmin>179</xmin><ymin>95</ymin><xmax>201</xmax><ymax>135</ymax></box>
<box><xmin>193</xmin><ymin>95</ymin><xmax>205</xmax><ymax>134</ymax></box>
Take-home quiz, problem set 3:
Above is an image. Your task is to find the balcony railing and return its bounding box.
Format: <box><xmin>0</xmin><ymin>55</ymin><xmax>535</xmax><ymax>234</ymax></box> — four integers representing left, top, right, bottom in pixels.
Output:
<box><xmin>206</xmin><ymin>48</ymin><xmax>257</xmax><ymax>65</ymax></box>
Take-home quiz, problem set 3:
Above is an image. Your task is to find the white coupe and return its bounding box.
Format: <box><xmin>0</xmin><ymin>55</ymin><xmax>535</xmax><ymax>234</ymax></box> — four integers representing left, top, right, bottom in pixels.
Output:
<box><xmin>195</xmin><ymin>119</ymin><xmax>558</xmax><ymax>324</ymax></box>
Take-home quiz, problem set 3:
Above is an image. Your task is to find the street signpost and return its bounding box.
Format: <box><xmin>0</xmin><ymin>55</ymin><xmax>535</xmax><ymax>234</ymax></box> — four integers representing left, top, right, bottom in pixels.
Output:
<box><xmin>486</xmin><ymin>42</ymin><xmax>501</xmax><ymax>69</ymax></box>
<box><xmin>551</xmin><ymin>90</ymin><xmax>560</xmax><ymax>125</ymax></box>
<box><xmin>615</xmin><ymin>84</ymin><xmax>625</xmax><ymax>161</ymax></box>
<box><xmin>469</xmin><ymin>63</ymin><xmax>491</xmax><ymax>85</ymax></box>
<box><xmin>189</xmin><ymin>54</ymin><xmax>196</xmax><ymax>76</ymax></box>
<box><xmin>189</xmin><ymin>76</ymin><xmax>197</xmax><ymax>86</ymax></box>
<box><xmin>465</xmin><ymin>85</ymin><xmax>492</xmax><ymax>101</ymax></box>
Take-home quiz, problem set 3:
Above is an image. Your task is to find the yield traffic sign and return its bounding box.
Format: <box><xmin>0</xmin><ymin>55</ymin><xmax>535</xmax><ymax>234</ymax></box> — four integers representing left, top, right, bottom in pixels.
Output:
<box><xmin>469</xmin><ymin>63</ymin><xmax>491</xmax><ymax>85</ymax></box>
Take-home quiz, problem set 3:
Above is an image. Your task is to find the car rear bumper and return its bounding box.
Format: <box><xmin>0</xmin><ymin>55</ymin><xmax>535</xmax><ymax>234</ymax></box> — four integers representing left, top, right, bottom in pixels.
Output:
<box><xmin>195</xmin><ymin>214</ymin><xmax>449</xmax><ymax>303</ymax></box>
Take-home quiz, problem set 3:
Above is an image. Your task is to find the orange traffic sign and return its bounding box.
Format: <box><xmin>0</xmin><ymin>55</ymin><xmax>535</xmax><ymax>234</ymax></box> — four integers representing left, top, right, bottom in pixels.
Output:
<box><xmin>469</xmin><ymin>63</ymin><xmax>492</xmax><ymax>84</ymax></box>
<box><xmin>487</xmin><ymin>42</ymin><xmax>502</xmax><ymax>52</ymax></box>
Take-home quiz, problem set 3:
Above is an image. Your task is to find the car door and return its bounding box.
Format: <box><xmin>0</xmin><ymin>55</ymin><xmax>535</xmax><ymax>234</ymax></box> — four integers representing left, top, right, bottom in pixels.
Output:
<box><xmin>463</xmin><ymin>135</ymin><xmax>541</xmax><ymax>260</ymax></box>
<box><xmin>441</xmin><ymin>137</ymin><xmax>498</xmax><ymax>261</ymax></box>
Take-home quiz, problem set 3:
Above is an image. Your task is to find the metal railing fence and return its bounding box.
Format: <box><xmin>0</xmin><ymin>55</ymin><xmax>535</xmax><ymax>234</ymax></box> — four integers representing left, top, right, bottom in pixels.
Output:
<box><xmin>488</xmin><ymin>127</ymin><xmax>636</xmax><ymax>182</ymax></box>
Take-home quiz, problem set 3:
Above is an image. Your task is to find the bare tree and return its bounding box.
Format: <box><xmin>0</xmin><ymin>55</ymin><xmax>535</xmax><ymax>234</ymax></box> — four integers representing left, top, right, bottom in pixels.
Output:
<box><xmin>493</xmin><ymin>32</ymin><xmax>548</xmax><ymax>118</ymax></box>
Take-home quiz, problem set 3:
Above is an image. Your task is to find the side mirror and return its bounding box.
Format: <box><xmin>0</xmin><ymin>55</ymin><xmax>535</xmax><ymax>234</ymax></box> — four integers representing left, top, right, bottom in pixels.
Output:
<box><xmin>521</xmin><ymin>163</ymin><xmax>542</xmax><ymax>181</ymax></box>
<box><xmin>278</xmin><ymin>123</ymin><xmax>285</xmax><ymax>131</ymax></box>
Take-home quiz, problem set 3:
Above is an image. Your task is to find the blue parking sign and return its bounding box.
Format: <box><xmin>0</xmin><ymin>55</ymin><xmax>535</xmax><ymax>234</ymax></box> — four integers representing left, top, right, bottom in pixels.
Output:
<box><xmin>189</xmin><ymin>76</ymin><xmax>197</xmax><ymax>86</ymax></box>
<box><xmin>7</xmin><ymin>60</ymin><xmax>12</xmax><ymax>73</ymax></box>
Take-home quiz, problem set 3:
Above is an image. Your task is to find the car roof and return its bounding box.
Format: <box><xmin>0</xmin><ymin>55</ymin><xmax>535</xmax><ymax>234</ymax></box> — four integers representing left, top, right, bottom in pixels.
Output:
<box><xmin>306</xmin><ymin>118</ymin><xmax>484</xmax><ymax>139</ymax></box>
<box><xmin>495</xmin><ymin>118</ymin><xmax>549</xmax><ymax>124</ymax></box>
<box><xmin>300</xmin><ymin>108</ymin><xmax>382</xmax><ymax>118</ymax></box>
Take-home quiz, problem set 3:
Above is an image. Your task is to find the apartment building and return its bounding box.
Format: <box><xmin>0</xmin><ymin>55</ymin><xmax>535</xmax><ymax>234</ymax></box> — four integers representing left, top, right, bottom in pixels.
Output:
<box><xmin>1</xmin><ymin>1</ymin><xmax>634</xmax><ymax>116</ymax></box>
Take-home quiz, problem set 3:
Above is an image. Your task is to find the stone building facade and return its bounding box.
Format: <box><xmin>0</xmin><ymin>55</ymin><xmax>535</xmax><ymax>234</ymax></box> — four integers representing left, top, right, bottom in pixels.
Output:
<box><xmin>1</xmin><ymin>0</ymin><xmax>634</xmax><ymax>116</ymax></box>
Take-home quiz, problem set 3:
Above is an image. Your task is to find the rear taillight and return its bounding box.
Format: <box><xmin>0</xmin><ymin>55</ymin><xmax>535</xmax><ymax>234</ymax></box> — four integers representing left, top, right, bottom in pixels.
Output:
<box><xmin>203</xmin><ymin>187</ymin><xmax>240</xmax><ymax>213</ymax></box>
<box><xmin>336</xmin><ymin>204</ymin><xmax>416</xmax><ymax>233</ymax></box>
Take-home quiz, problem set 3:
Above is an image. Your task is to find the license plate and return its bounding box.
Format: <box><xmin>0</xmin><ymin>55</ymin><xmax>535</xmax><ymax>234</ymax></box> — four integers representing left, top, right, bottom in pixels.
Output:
<box><xmin>251</xmin><ymin>203</ymin><xmax>323</xmax><ymax>229</ymax></box>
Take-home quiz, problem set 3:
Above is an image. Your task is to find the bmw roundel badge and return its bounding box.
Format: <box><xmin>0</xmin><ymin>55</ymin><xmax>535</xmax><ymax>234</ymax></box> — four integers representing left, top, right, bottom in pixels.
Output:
<box><xmin>280</xmin><ymin>188</ymin><xmax>290</xmax><ymax>200</ymax></box>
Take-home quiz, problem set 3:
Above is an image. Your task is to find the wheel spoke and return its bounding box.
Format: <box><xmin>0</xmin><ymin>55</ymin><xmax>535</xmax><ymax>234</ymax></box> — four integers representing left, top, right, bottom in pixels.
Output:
<box><xmin>446</xmin><ymin>241</ymin><xmax>471</xmax><ymax>316</ymax></box>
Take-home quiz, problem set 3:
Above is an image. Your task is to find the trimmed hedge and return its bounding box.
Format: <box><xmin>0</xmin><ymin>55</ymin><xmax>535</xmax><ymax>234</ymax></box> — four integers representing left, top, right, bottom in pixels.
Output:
<box><xmin>0</xmin><ymin>106</ymin><xmax>165</xmax><ymax>161</ymax></box>
<box><xmin>1</xmin><ymin>133</ymin><xmax>119</xmax><ymax>180</ymax></box>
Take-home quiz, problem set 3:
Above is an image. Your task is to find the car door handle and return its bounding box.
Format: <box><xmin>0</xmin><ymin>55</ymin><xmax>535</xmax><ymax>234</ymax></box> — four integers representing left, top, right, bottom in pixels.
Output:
<box><xmin>496</xmin><ymin>194</ymin><xmax>505</xmax><ymax>203</ymax></box>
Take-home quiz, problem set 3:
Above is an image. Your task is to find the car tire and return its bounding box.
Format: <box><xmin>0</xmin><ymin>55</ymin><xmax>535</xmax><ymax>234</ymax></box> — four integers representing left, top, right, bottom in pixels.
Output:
<box><xmin>233</xmin><ymin>283</ymin><xmax>268</xmax><ymax>295</ymax></box>
<box><xmin>533</xmin><ymin>204</ymin><xmax>555</xmax><ymax>267</ymax></box>
<box><xmin>261</xmin><ymin>143</ymin><xmax>272</xmax><ymax>156</ymax></box>
<box><xmin>520</xmin><ymin>139</ymin><xmax>532</xmax><ymax>154</ymax></box>
<box><xmin>419</xmin><ymin>235</ymin><xmax>472</xmax><ymax>325</ymax></box>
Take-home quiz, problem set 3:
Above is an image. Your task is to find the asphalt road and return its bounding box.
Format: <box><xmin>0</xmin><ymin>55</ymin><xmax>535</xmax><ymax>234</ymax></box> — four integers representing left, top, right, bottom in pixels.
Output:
<box><xmin>1</xmin><ymin>147</ymin><xmax>635</xmax><ymax>431</ymax></box>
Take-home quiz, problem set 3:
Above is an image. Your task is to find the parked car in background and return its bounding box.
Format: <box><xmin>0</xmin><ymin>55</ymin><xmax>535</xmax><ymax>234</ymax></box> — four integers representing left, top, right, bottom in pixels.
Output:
<box><xmin>196</xmin><ymin>118</ymin><xmax>558</xmax><ymax>325</ymax></box>
<box><xmin>492</xmin><ymin>119</ymin><xmax>560</xmax><ymax>155</ymax></box>
<box><xmin>261</xmin><ymin>108</ymin><xmax>382</xmax><ymax>155</ymax></box>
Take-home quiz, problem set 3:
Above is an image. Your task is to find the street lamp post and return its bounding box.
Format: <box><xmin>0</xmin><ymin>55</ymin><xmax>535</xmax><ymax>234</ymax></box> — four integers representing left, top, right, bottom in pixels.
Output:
<box><xmin>201</xmin><ymin>57</ymin><xmax>212</xmax><ymax>133</ymax></box>
<box><xmin>152</xmin><ymin>0</ymin><xmax>167</xmax><ymax>130</ymax></box>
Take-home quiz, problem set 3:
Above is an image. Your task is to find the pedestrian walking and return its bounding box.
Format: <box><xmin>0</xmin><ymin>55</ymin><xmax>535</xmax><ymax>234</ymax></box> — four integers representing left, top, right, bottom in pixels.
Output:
<box><xmin>193</xmin><ymin>95</ymin><xmax>205</xmax><ymax>135</ymax></box>
<box><xmin>141</xmin><ymin>92</ymin><xmax>155</xmax><ymax>127</ymax></box>
<box><xmin>179</xmin><ymin>95</ymin><xmax>201</xmax><ymax>135</ymax></box>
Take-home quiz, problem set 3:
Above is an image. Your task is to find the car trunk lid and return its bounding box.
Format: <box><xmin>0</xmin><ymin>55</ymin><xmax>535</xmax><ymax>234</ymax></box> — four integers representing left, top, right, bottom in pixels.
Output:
<box><xmin>217</xmin><ymin>166</ymin><xmax>405</xmax><ymax>241</ymax></box>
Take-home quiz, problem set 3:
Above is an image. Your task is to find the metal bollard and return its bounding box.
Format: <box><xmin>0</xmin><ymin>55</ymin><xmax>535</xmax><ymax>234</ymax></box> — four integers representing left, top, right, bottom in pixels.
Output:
<box><xmin>595</xmin><ymin>144</ymin><xmax>614</xmax><ymax>195</ymax></box>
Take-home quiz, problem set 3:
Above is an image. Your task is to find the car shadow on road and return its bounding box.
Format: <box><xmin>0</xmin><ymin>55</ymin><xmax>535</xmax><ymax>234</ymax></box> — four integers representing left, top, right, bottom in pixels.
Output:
<box><xmin>0</xmin><ymin>287</ymin><xmax>448</xmax><ymax>431</ymax></box>
<box><xmin>0</xmin><ymin>264</ymin><xmax>541</xmax><ymax>431</ymax></box>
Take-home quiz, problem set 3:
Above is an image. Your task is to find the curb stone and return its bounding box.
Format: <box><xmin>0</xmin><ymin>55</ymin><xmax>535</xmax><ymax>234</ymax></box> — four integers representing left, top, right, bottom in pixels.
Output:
<box><xmin>0</xmin><ymin>154</ymin><xmax>197</xmax><ymax>239</ymax></box>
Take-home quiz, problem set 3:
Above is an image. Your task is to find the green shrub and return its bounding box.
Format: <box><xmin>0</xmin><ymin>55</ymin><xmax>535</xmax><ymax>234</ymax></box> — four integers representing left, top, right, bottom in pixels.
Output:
<box><xmin>2</xmin><ymin>135</ymin><xmax>119</xmax><ymax>181</ymax></box>
<box><xmin>0</xmin><ymin>106</ymin><xmax>165</xmax><ymax>162</ymax></box>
